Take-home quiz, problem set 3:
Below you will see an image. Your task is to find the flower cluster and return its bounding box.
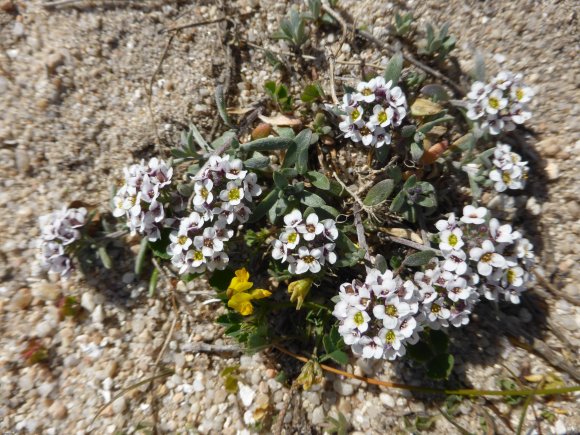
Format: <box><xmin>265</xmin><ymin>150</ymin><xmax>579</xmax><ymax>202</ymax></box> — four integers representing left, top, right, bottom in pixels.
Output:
<box><xmin>332</xmin><ymin>270</ymin><xmax>421</xmax><ymax>360</ymax></box>
<box><xmin>271</xmin><ymin>209</ymin><xmax>338</xmax><ymax>274</ymax></box>
<box><xmin>337</xmin><ymin>76</ymin><xmax>407</xmax><ymax>148</ymax></box>
<box><xmin>333</xmin><ymin>205</ymin><xmax>535</xmax><ymax>360</ymax></box>
<box><xmin>437</xmin><ymin>205</ymin><xmax>534</xmax><ymax>305</ymax></box>
<box><xmin>112</xmin><ymin>158</ymin><xmax>173</xmax><ymax>241</ymax></box>
<box><xmin>489</xmin><ymin>143</ymin><xmax>528</xmax><ymax>192</ymax></box>
<box><xmin>466</xmin><ymin>71</ymin><xmax>533</xmax><ymax>135</ymax></box>
<box><xmin>38</xmin><ymin>207</ymin><xmax>87</xmax><ymax>277</ymax></box>
<box><xmin>169</xmin><ymin>155</ymin><xmax>261</xmax><ymax>275</ymax></box>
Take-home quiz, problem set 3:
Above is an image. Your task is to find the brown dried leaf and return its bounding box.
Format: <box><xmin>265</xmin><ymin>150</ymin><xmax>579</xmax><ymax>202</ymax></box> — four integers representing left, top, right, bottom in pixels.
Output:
<box><xmin>411</xmin><ymin>98</ymin><xmax>444</xmax><ymax>117</ymax></box>
<box><xmin>381</xmin><ymin>227</ymin><xmax>424</xmax><ymax>244</ymax></box>
<box><xmin>258</xmin><ymin>114</ymin><xmax>302</xmax><ymax>127</ymax></box>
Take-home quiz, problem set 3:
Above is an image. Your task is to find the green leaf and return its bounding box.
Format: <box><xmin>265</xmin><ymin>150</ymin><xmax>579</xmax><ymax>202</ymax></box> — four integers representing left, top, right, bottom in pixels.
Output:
<box><xmin>209</xmin><ymin>269</ymin><xmax>235</xmax><ymax>292</ymax></box>
<box><xmin>98</xmin><ymin>246</ymin><xmax>112</xmax><ymax>269</ymax></box>
<box><xmin>386</xmin><ymin>166</ymin><xmax>402</xmax><ymax>184</ymax></box>
<box><xmin>429</xmin><ymin>330</ymin><xmax>449</xmax><ymax>354</ymax></box>
<box><xmin>383</xmin><ymin>52</ymin><xmax>404</xmax><ymax>85</ymax></box>
<box><xmin>315</xmin><ymin>204</ymin><xmax>340</xmax><ymax>218</ymax></box>
<box><xmin>418</xmin><ymin>115</ymin><xmax>455</xmax><ymax>134</ymax></box>
<box><xmin>211</xmin><ymin>130</ymin><xmax>237</xmax><ymax>150</ymax></box>
<box><xmin>326</xmin><ymin>350</ymin><xmax>348</xmax><ymax>365</ymax></box>
<box><xmin>273</xmin><ymin>171</ymin><xmax>288</xmax><ymax>189</ymax></box>
<box><xmin>417</xmin><ymin>195</ymin><xmax>437</xmax><ymax>208</ymax></box>
<box><xmin>294</xmin><ymin>129</ymin><xmax>313</xmax><ymax>174</ymax></box>
<box><xmin>215</xmin><ymin>85</ymin><xmax>234</xmax><ymax>128</ymax></box>
<box><xmin>300</xmin><ymin>191</ymin><xmax>326</xmax><ymax>208</ymax></box>
<box><xmin>375</xmin><ymin>254</ymin><xmax>388</xmax><ymax>273</ymax></box>
<box><xmin>363</xmin><ymin>179</ymin><xmax>395</xmax><ymax>206</ymax></box>
<box><xmin>148</xmin><ymin>268</ymin><xmax>159</xmax><ymax>297</ymax></box>
<box><xmin>240</xmin><ymin>137</ymin><xmax>294</xmax><ymax>152</ymax></box>
<box><xmin>249</xmin><ymin>189</ymin><xmax>279</xmax><ymax>223</ymax></box>
<box><xmin>401</xmin><ymin>125</ymin><xmax>417</xmax><ymax>138</ymax></box>
<box><xmin>472</xmin><ymin>50</ymin><xmax>486</xmax><ymax>82</ymax></box>
<box><xmin>244</xmin><ymin>153</ymin><xmax>271</xmax><ymax>169</ymax></box>
<box><xmin>148</xmin><ymin>231</ymin><xmax>172</xmax><ymax>260</ymax></box>
<box><xmin>403</xmin><ymin>175</ymin><xmax>417</xmax><ymax>189</ymax></box>
<box><xmin>403</xmin><ymin>250</ymin><xmax>437</xmax><ymax>267</ymax></box>
<box><xmin>134</xmin><ymin>237</ymin><xmax>149</xmax><ymax>276</ymax></box>
<box><xmin>421</xmin><ymin>84</ymin><xmax>450</xmax><ymax>102</ymax></box>
<box><xmin>301</xmin><ymin>83</ymin><xmax>325</xmax><ymax>102</ymax></box>
<box><xmin>188</xmin><ymin>123</ymin><xmax>210</xmax><ymax>151</ymax></box>
<box><xmin>410</xmin><ymin>142</ymin><xmax>424</xmax><ymax>162</ymax></box>
<box><xmin>390</xmin><ymin>190</ymin><xmax>405</xmax><ymax>213</ymax></box>
<box><xmin>407</xmin><ymin>341</ymin><xmax>434</xmax><ymax>363</ymax></box>
<box><xmin>427</xmin><ymin>353</ymin><xmax>455</xmax><ymax>380</ymax></box>
<box><xmin>306</xmin><ymin>171</ymin><xmax>330</xmax><ymax>190</ymax></box>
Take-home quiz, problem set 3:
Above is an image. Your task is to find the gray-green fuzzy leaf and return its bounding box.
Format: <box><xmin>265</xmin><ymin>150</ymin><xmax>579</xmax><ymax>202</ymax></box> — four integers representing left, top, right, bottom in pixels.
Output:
<box><xmin>363</xmin><ymin>179</ymin><xmax>395</xmax><ymax>206</ymax></box>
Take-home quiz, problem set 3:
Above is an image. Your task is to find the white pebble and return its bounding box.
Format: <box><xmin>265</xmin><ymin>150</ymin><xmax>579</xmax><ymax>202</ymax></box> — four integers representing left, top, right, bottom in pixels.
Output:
<box><xmin>91</xmin><ymin>304</ymin><xmax>104</xmax><ymax>323</ymax></box>
<box><xmin>333</xmin><ymin>379</ymin><xmax>354</xmax><ymax>396</ymax></box>
<box><xmin>81</xmin><ymin>292</ymin><xmax>96</xmax><ymax>312</ymax></box>
<box><xmin>238</xmin><ymin>383</ymin><xmax>255</xmax><ymax>408</ymax></box>
<box><xmin>112</xmin><ymin>396</ymin><xmax>126</xmax><ymax>414</ymax></box>
<box><xmin>379</xmin><ymin>392</ymin><xmax>395</xmax><ymax>407</ymax></box>
<box><xmin>311</xmin><ymin>406</ymin><xmax>325</xmax><ymax>425</ymax></box>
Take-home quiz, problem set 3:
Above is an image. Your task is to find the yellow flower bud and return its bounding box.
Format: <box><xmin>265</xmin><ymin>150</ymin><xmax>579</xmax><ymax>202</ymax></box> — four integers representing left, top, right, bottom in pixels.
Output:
<box><xmin>288</xmin><ymin>278</ymin><xmax>313</xmax><ymax>310</ymax></box>
<box><xmin>296</xmin><ymin>360</ymin><xmax>324</xmax><ymax>391</ymax></box>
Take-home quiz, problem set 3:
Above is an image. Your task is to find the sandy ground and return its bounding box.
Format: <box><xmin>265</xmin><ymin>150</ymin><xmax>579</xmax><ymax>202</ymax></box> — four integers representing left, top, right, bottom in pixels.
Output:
<box><xmin>0</xmin><ymin>0</ymin><xmax>578</xmax><ymax>433</ymax></box>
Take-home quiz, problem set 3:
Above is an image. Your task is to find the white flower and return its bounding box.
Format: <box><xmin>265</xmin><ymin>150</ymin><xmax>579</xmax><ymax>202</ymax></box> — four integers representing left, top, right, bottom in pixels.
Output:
<box><xmin>511</xmin><ymin>83</ymin><xmax>534</xmax><ymax>103</ymax></box>
<box><xmin>344</xmin><ymin>104</ymin><xmax>365</xmax><ymax>125</ymax></box>
<box><xmin>469</xmin><ymin>240</ymin><xmax>506</xmax><ymax>276</ymax></box>
<box><xmin>489</xmin><ymin>166</ymin><xmax>524</xmax><ymax>192</ymax></box>
<box><xmin>515</xmin><ymin>238</ymin><xmax>534</xmax><ymax>265</ymax></box>
<box><xmin>356</xmin><ymin>336</ymin><xmax>384</xmax><ymax>359</ymax></box>
<box><xmin>442</xmin><ymin>249</ymin><xmax>468</xmax><ymax>275</ymax></box>
<box><xmin>369</xmin><ymin>104</ymin><xmax>394</xmax><ymax>128</ymax></box>
<box><xmin>225</xmin><ymin>159</ymin><xmax>247</xmax><ymax>180</ymax></box>
<box><xmin>184</xmin><ymin>249</ymin><xmax>206</xmax><ymax>273</ymax></box>
<box><xmin>168</xmin><ymin>230</ymin><xmax>192</xmax><ymax>256</ymax></box>
<box><xmin>321</xmin><ymin>243</ymin><xmax>337</xmax><ymax>265</ymax></box>
<box><xmin>439</xmin><ymin>227</ymin><xmax>464</xmax><ymax>251</ymax></box>
<box><xmin>220</xmin><ymin>181</ymin><xmax>244</xmax><ymax>207</ymax></box>
<box><xmin>467</xmin><ymin>81</ymin><xmax>487</xmax><ymax>101</ymax></box>
<box><xmin>482</xmin><ymin>115</ymin><xmax>505</xmax><ymax>135</ymax></box>
<box><xmin>194</xmin><ymin>227</ymin><xmax>223</xmax><ymax>257</ymax></box>
<box><xmin>365</xmin><ymin>268</ymin><xmax>397</xmax><ymax>297</ymax></box>
<box><xmin>445</xmin><ymin>277</ymin><xmax>472</xmax><ymax>302</ymax></box>
<box><xmin>426</xmin><ymin>297</ymin><xmax>451</xmax><ymax>323</ymax></box>
<box><xmin>284</xmin><ymin>209</ymin><xmax>303</xmax><ymax>228</ymax></box>
<box><xmin>296</xmin><ymin>213</ymin><xmax>324</xmax><ymax>241</ymax></box>
<box><xmin>147</xmin><ymin>157</ymin><xmax>173</xmax><ymax>187</ymax></box>
<box><xmin>372</xmin><ymin>127</ymin><xmax>391</xmax><ymax>148</ymax></box>
<box><xmin>501</xmin><ymin>266</ymin><xmax>525</xmax><ymax>288</ymax></box>
<box><xmin>358</xmin><ymin>122</ymin><xmax>376</xmax><ymax>147</ymax></box>
<box><xmin>461</xmin><ymin>205</ymin><xmax>487</xmax><ymax>225</ymax></box>
<box><xmin>484</xmin><ymin>89</ymin><xmax>508</xmax><ymax>115</ymax></box>
<box><xmin>386</xmin><ymin>85</ymin><xmax>407</xmax><ymax>108</ymax></box>
<box><xmin>489</xmin><ymin>218</ymin><xmax>520</xmax><ymax>244</ymax></box>
<box><xmin>290</xmin><ymin>247</ymin><xmax>322</xmax><ymax>274</ymax></box>
<box><xmin>213</xmin><ymin>219</ymin><xmax>233</xmax><ymax>241</ymax></box>
<box><xmin>180</xmin><ymin>212</ymin><xmax>204</xmax><ymax>233</ymax></box>
<box><xmin>271</xmin><ymin>239</ymin><xmax>288</xmax><ymax>262</ymax></box>
<box><xmin>193</xmin><ymin>179</ymin><xmax>214</xmax><ymax>207</ymax></box>
<box><xmin>398</xmin><ymin>316</ymin><xmax>417</xmax><ymax>338</ymax></box>
<box><xmin>243</xmin><ymin>172</ymin><xmax>262</xmax><ymax>199</ymax></box>
<box><xmin>342</xmin><ymin>307</ymin><xmax>371</xmax><ymax>333</ymax></box>
<box><xmin>373</xmin><ymin>294</ymin><xmax>411</xmax><ymax>329</ymax></box>
<box><xmin>321</xmin><ymin>219</ymin><xmax>338</xmax><ymax>241</ymax></box>
<box><xmin>509</xmin><ymin>103</ymin><xmax>532</xmax><ymax>124</ymax></box>
<box><xmin>355</xmin><ymin>81</ymin><xmax>376</xmax><ymax>103</ymax></box>
<box><xmin>280</xmin><ymin>228</ymin><xmax>300</xmax><ymax>249</ymax></box>
<box><xmin>435</xmin><ymin>213</ymin><xmax>457</xmax><ymax>232</ymax></box>
<box><xmin>378</xmin><ymin>327</ymin><xmax>404</xmax><ymax>351</ymax></box>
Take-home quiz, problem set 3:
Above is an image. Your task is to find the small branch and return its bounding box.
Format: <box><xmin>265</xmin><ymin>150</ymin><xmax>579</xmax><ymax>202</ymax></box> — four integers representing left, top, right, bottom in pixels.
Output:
<box><xmin>327</xmin><ymin>52</ymin><xmax>339</xmax><ymax>105</ymax></box>
<box><xmin>272</xmin><ymin>381</ymin><xmax>297</xmax><ymax>435</ymax></box>
<box><xmin>332</xmin><ymin>172</ymin><xmax>366</xmax><ymax>210</ymax></box>
<box><xmin>187</xmin><ymin>342</ymin><xmax>242</xmax><ymax>354</ymax></box>
<box><xmin>353</xmin><ymin>203</ymin><xmax>372</xmax><ymax>265</ymax></box>
<box><xmin>383</xmin><ymin>233</ymin><xmax>442</xmax><ymax>256</ymax></box>
<box><xmin>357</xmin><ymin>29</ymin><xmax>465</xmax><ymax>96</ymax></box>
<box><xmin>43</xmin><ymin>0</ymin><xmax>137</xmax><ymax>8</ymax></box>
<box><xmin>533</xmin><ymin>270</ymin><xmax>580</xmax><ymax>306</ymax></box>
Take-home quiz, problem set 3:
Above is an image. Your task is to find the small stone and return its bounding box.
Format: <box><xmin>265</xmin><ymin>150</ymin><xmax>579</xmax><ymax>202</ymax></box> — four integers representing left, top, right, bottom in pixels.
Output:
<box><xmin>538</xmin><ymin>138</ymin><xmax>559</xmax><ymax>157</ymax></box>
<box><xmin>311</xmin><ymin>406</ymin><xmax>325</xmax><ymax>425</ymax></box>
<box><xmin>112</xmin><ymin>396</ymin><xmax>126</xmax><ymax>414</ymax></box>
<box><xmin>563</xmin><ymin>283</ymin><xmax>579</xmax><ymax>298</ymax></box>
<box><xmin>568</xmin><ymin>201</ymin><xmax>580</xmax><ymax>219</ymax></box>
<box><xmin>379</xmin><ymin>392</ymin><xmax>395</xmax><ymax>407</ymax></box>
<box><xmin>46</xmin><ymin>52</ymin><xmax>65</xmax><ymax>74</ymax></box>
<box><xmin>192</xmin><ymin>372</ymin><xmax>204</xmax><ymax>392</ymax></box>
<box><xmin>122</xmin><ymin>272</ymin><xmax>135</xmax><ymax>284</ymax></box>
<box><xmin>559</xmin><ymin>259</ymin><xmax>575</xmax><ymax>274</ymax></box>
<box><xmin>35</xmin><ymin>320</ymin><xmax>55</xmax><ymax>337</ymax></box>
<box><xmin>0</xmin><ymin>0</ymin><xmax>16</xmax><ymax>13</ymax></box>
<box><xmin>81</xmin><ymin>292</ymin><xmax>96</xmax><ymax>312</ymax></box>
<box><xmin>106</xmin><ymin>360</ymin><xmax>118</xmax><ymax>378</ymax></box>
<box><xmin>238</xmin><ymin>383</ymin><xmax>255</xmax><ymax>408</ymax></box>
<box><xmin>526</xmin><ymin>197</ymin><xmax>542</xmax><ymax>216</ymax></box>
<box><xmin>31</xmin><ymin>281</ymin><xmax>60</xmax><ymax>301</ymax></box>
<box><xmin>559</xmin><ymin>315</ymin><xmax>578</xmax><ymax>332</ymax></box>
<box><xmin>91</xmin><ymin>304</ymin><xmax>104</xmax><ymax>323</ymax></box>
<box><xmin>332</xmin><ymin>379</ymin><xmax>354</xmax><ymax>396</ymax></box>
<box><xmin>15</xmin><ymin>148</ymin><xmax>30</xmax><ymax>174</ymax></box>
<box><xmin>9</xmin><ymin>288</ymin><xmax>32</xmax><ymax>310</ymax></box>
<box><xmin>49</xmin><ymin>401</ymin><xmax>67</xmax><ymax>419</ymax></box>
<box><xmin>545</xmin><ymin>161</ymin><xmax>559</xmax><ymax>180</ymax></box>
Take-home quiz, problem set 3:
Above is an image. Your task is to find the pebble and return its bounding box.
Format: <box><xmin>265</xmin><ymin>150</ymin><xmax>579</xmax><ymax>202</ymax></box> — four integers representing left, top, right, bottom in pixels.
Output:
<box><xmin>81</xmin><ymin>292</ymin><xmax>96</xmax><ymax>312</ymax></box>
<box><xmin>526</xmin><ymin>196</ymin><xmax>542</xmax><ymax>216</ymax></box>
<box><xmin>49</xmin><ymin>401</ymin><xmax>67</xmax><ymax>419</ymax></box>
<box><xmin>92</xmin><ymin>304</ymin><xmax>104</xmax><ymax>323</ymax></box>
<box><xmin>31</xmin><ymin>281</ymin><xmax>60</xmax><ymax>301</ymax></box>
<box><xmin>112</xmin><ymin>396</ymin><xmax>126</xmax><ymax>414</ymax></box>
<box><xmin>563</xmin><ymin>283</ymin><xmax>579</xmax><ymax>297</ymax></box>
<box><xmin>106</xmin><ymin>360</ymin><xmax>118</xmax><ymax>378</ymax></box>
<box><xmin>545</xmin><ymin>160</ymin><xmax>560</xmax><ymax>180</ymax></box>
<box><xmin>379</xmin><ymin>393</ymin><xmax>395</xmax><ymax>408</ymax></box>
<box><xmin>9</xmin><ymin>288</ymin><xmax>32</xmax><ymax>311</ymax></box>
<box><xmin>15</xmin><ymin>148</ymin><xmax>30</xmax><ymax>175</ymax></box>
<box><xmin>333</xmin><ymin>379</ymin><xmax>354</xmax><ymax>396</ymax></box>
<box><xmin>46</xmin><ymin>52</ymin><xmax>65</xmax><ymax>74</ymax></box>
<box><xmin>311</xmin><ymin>406</ymin><xmax>325</xmax><ymax>425</ymax></box>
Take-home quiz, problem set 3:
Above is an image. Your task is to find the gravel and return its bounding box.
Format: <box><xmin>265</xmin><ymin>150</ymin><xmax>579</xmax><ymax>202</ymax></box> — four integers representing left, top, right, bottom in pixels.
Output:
<box><xmin>1</xmin><ymin>0</ymin><xmax>579</xmax><ymax>433</ymax></box>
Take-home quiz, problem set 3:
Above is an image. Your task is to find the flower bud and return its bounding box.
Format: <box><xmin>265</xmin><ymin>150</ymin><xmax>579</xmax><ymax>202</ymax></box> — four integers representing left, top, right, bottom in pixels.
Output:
<box><xmin>288</xmin><ymin>278</ymin><xmax>313</xmax><ymax>310</ymax></box>
<box><xmin>296</xmin><ymin>359</ymin><xmax>324</xmax><ymax>391</ymax></box>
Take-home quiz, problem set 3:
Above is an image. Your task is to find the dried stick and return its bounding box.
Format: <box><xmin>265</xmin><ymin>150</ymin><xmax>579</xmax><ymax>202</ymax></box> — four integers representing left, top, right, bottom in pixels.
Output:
<box><xmin>353</xmin><ymin>203</ymin><xmax>372</xmax><ymax>265</ymax></box>
<box><xmin>187</xmin><ymin>342</ymin><xmax>242</xmax><ymax>354</ymax></box>
<box><xmin>533</xmin><ymin>270</ymin><xmax>580</xmax><ymax>306</ymax></box>
<box><xmin>383</xmin><ymin>233</ymin><xmax>442</xmax><ymax>256</ymax></box>
<box><xmin>272</xmin><ymin>381</ymin><xmax>298</xmax><ymax>435</ymax></box>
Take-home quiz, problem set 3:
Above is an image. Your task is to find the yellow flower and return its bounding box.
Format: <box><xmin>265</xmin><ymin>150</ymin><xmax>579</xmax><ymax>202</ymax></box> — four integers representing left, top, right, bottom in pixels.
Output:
<box><xmin>288</xmin><ymin>278</ymin><xmax>313</xmax><ymax>310</ymax></box>
<box><xmin>227</xmin><ymin>268</ymin><xmax>271</xmax><ymax>316</ymax></box>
